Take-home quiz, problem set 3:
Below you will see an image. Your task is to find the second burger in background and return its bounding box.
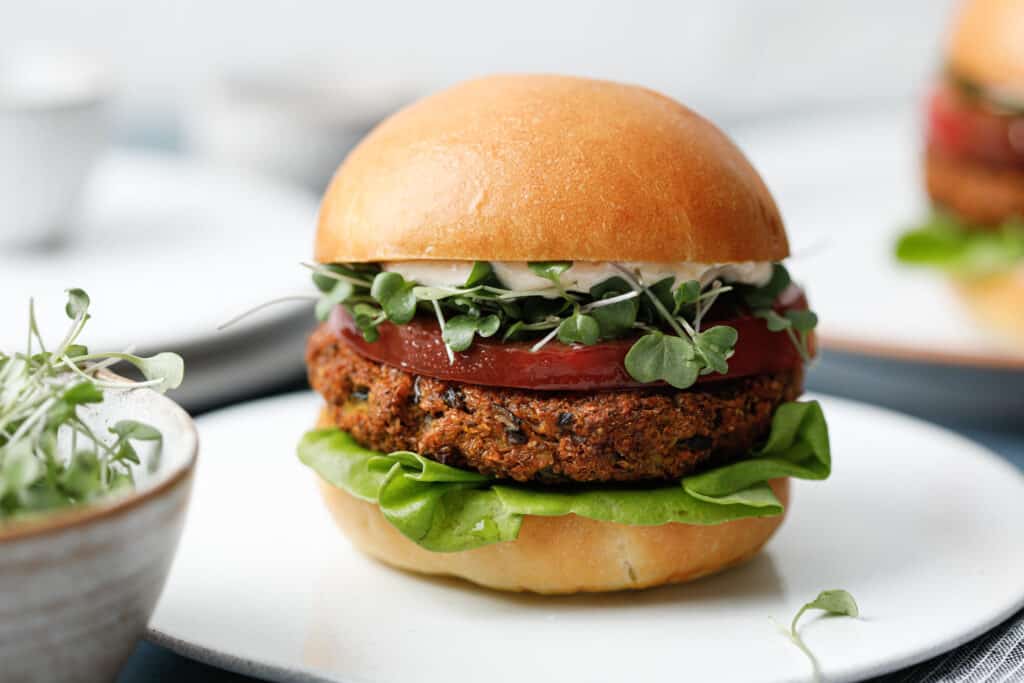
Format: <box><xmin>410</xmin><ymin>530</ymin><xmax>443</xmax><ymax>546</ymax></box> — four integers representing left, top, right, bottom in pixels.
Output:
<box><xmin>897</xmin><ymin>0</ymin><xmax>1024</xmax><ymax>345</ymax></box>
<box><xmin>299</xmin><ymin>74</ymin><xmax>831</xmax><ymax>594</ymax></box>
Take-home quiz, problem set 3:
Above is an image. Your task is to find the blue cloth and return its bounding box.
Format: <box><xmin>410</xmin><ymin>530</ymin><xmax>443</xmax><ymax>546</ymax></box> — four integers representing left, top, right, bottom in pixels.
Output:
<box><xmin>875</xmin><ymin>613</ymin><xmax>1024</xmax><ymax>682</ymax></box>
<box><xmin>118</xmin><ymin>641</ymin><xmax>258</xmax><ymax>682</ymax></box>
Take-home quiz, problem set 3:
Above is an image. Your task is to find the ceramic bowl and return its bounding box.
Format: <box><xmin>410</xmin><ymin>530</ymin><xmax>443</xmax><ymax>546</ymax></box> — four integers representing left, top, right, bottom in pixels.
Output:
<box><xmin>0</xmin><ymin>381</ymin><xmax>198</xmax><ymax>683</ymax></box>
<box><xmin>0</xmin><ymin>51</ymin><xmax>109</xmax><ymax>248</ymax></box>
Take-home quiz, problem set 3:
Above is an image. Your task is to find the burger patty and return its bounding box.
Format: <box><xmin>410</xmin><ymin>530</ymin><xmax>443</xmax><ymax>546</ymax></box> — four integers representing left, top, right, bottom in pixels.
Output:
<box><xmin>927</xmin><ymin>145</ymin><xmax>1024</xmax><ymax>226</ymax></box>
<box><xmin>307</xmin><ymin>325</ymin><xmax>803</xmax><ymax>484</ymax></box>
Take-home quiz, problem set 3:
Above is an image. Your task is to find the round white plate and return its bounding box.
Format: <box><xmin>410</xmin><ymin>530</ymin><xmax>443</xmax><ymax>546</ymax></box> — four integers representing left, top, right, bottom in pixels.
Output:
<box><xmin>0</xmin><ymin>150</ymin><xmax>319</xmax><ymax>408</ymax></box>
<box><xmin>149</xmin><ymin>391</ymin><xmax>1024</xmax><ymax>683</ymax></box>
<box><xmin>735</xmin><ymin>105</ymin><xmax>1024</xmax><ymax>367</ymax></box>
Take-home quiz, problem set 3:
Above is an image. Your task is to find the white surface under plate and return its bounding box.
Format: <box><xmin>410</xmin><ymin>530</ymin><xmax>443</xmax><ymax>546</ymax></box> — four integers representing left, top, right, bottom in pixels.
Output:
<box><xmin>150</xmin><ymin>391</ymin><xmax>1024</xmax><ymax>683</ymax></box>
<box><xmin>0</xmin><ymin>149</ymin><xmax>316</xmax><ymax>356</ymax></box>
<box><xmin>735</xmin><ymin>105</ymin><xmax>1024</xmax><ymax>367</ymax></box>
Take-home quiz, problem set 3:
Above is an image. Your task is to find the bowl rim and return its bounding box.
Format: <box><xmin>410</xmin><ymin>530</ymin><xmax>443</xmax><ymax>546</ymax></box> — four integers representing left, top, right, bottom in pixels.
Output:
<box><xmin>0</xmin><ymin>380</ymin><xmax>199</xmax><ymax>544</ymax></box>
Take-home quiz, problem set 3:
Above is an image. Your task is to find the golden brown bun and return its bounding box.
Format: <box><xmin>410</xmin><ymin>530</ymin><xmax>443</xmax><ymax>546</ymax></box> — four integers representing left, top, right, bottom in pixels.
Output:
<box><xmin>955</xmin><ymin>268</ymin><xmax>1024</xmax><ymax>345</ymax></box>
<box><xmin>315</xmin><ymin>456</ymin><xmax>788</xmax><ymax>594</ymax></box>
<box><xmin>947</xmin><ymin>0</ymin><xmax>1024</xmax><ymax>95</ymax></box>
<box><xmin>316</xmin><ymin>74</ymin><xmax>787</xmax><ymax>264</ymax></box>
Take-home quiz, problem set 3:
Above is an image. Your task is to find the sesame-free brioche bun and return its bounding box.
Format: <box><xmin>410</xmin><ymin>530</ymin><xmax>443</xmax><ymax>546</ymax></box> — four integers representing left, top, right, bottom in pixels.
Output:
<box><xmin>316</xmin><ymin>74</ymin><xmax>788</xmax><ymax>265</ymax></box>
<box><xmin>316</xmin><ymin>477</ymin><xmax>789</xmax><ymax>594</ymax></box>
<box><xmin>314</xmin><ymin>401</ymin><xmax>788</xmax><ymax>594</ymax></box>
<box><xmin>955</xmin><ymin>268</ymin><xmax>1024</xmax><ymax>346</ymax></box>
<box><xmin>947</xmin><ymin>0</ymin><xmax>1024</xmax><ymax>96</ymax></box>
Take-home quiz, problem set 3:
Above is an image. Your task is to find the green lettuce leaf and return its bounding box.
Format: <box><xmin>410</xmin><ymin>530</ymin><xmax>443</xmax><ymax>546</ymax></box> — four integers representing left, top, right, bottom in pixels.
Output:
<box><xmin>683</xmin><ymin>401</ymin><xmax>829</xmax><ymax>499</ymax></box>
<box><xmin>298</xmin><ymin>400</ymin><xmax>830</xmax><ymax>553</ymax></box>
<box><xmin>895</xmin><ymin>211</ymin><xmax>1024</xmax><ymax>274</ymax></box>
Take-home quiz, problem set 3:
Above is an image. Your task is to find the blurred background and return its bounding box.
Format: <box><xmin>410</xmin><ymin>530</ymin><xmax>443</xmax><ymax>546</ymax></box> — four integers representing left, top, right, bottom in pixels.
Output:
<box><xmin>4</xmin><ymin>0</ymin><xmax>957</xmax><ymax>163</ymax></box>
<box><xmin>8</xmin><ymin>0</ymin><xmax>1010</xmax><ymax>455</ymax></box>
<box><xmin>9</xmin><ymin>1</ymin><xmax>1024</xmax><ymax>680</ymax></box>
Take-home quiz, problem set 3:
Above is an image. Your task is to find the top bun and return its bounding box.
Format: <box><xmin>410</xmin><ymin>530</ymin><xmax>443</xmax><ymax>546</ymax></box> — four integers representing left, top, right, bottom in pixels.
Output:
<box><xmin>947</xmin><ymin>0</ymin><xmax>1024</xmax><ymax>95</ymax></box>
<box><xmin>316</xmin><ymin>74</ymin><xmax>787</xmax><ymax>264</ymax></box>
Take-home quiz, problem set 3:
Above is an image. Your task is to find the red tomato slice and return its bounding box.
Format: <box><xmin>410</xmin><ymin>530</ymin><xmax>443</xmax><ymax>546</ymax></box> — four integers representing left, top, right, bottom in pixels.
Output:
<box><xmin>928</xmin><ymin>83</ymin><xmax>1024</xmax><ymax>168</ymax></box>
<box><xmin>328</xmin><ymin>285</ymin><xmax>811</xmax><ymax>391</ymax></box>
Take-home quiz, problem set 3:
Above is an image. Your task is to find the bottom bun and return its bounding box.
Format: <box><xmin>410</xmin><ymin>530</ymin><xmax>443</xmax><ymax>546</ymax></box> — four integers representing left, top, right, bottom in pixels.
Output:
<box><xmin>955</xmin><ymin>269</ymin><xmax>1024</xmax><ymax>347</ymax></box>
<box><xmin>316</xmin><ymin>476</ymin><xmax>790</xmax><ymax>594</ymax></box>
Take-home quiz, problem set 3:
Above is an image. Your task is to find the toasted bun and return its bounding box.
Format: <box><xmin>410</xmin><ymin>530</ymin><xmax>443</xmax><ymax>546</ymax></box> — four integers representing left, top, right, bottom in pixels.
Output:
<box><xmin>315</xmin><ymin>471</ymin><xmax>788</xmax><ymax>594</ymax></box>
<box><xmin>316</xmin><ymin>74</ymin><xmax>787</xmax><ymax>264</ymax></box>
<box><xmin>955</xmin><ymin>268</ymin><xmax>1024</xmax><ymax>345</ymax></box>
<box><xmin>947</xmin><ymin>0</ymin><xmax>1024</xmax><ymax>95</ymax></box>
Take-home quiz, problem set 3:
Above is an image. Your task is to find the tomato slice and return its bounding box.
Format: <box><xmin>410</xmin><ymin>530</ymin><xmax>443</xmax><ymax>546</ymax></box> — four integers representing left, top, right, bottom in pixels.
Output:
<box><xmin>327</xmin><ymin>285</ymin><xmax>811</xmax><ymax>391</ymax></box>
<box><xmin>928</xmin><ymin>83</ymin><xmax>1024</xmax><ymax>169</ymax></box>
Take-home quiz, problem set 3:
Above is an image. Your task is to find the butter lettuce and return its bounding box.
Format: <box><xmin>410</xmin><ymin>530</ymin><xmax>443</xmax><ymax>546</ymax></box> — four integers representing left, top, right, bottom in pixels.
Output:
<box><xmin>298</xmin><ymin>401</ymin><xmax>829</xmax><ymax>552</ymax></box>
<box><xmin>896</xmin><ymin>212</ymin><xmax>1024</xmax><ymax>275</ymax></box>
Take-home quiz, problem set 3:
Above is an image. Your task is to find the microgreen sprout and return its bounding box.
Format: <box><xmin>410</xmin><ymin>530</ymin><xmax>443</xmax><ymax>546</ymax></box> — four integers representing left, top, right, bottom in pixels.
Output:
<box><xmin>431</xmin><ymin>300</ymin><xmax>455</xmax><ymax>364</ymax></box>
<box><xmin>778</xmin><ymin>589</ymin><xmax>860</xmax><ymax>679</ymax></box>
<box><xmin>529</xmin><ymin>326</ymin><xmax>562</xmax><ymax>353</ymax></box>
<box><xmin>693</xmin><ymin>280</ymin><xmax>731</xmax><ymax>332</ymax></box>
<box><xmin>613</xmin><ymin>264</ymin><xmax>739</xmax><ymax>388</ymax></box>
<box><xmin>217</xmin><ymin>296</ymin><xmax>320</xmax><ymax>331</ymax></box>
<box><xmin>293</xmin><ymin>260</ymin><xmax>817</xmax><ymax>388</ymax></box>
<box><xmin>0</xmin><ymin>290</ymin><xmax>184</xmax><ymax>519</ymax></box>
<box><xmin>755</xmin><ymin>309</ymin><xmax>818</xmax><ymax>363</ymax></box>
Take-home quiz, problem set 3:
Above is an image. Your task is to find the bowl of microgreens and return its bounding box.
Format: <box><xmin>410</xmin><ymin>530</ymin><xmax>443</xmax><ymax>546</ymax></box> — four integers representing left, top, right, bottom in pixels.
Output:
<box><xmin>0</xmin><ymin>289</ymin><xmax>193</xmax><ymax>683</ymax></box>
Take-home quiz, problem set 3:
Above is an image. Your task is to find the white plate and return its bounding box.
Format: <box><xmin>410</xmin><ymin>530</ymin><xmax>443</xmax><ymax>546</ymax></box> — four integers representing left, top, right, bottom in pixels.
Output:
<box><xmin>735</xmin><ymin>105</ymin><xmax>1024</xmax><ymax>367</ymax></box>
<box><xmin>0</xmin><ymin>149</ymin><xmax>317</xmax><ymax>354</ymax></box>
<box><xmin>149</xmin><ymin>391</ymin><xmax>1024</xmax><ymax>683</ymax></box>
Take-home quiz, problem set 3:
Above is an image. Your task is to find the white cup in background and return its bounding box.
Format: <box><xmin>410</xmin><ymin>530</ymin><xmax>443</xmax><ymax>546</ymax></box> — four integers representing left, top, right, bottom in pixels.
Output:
<box><xmin>185</xmin><ymin>67</ymin><xmax>416</xmax><ymax>192</ymax></box>
<box><xmin>0</xmin><ymin>51</ymin><xmax>109</xmax><ymax>249</ymax></box>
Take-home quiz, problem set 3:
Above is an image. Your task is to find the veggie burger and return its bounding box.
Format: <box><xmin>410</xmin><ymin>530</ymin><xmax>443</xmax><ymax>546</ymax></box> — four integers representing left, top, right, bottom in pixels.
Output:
<box><xmin>897</xmin><ymin>0</ymin><xmax>1024</xmax><ymax>344</ymax></box>
<box><xmin>299</xmin><ymin>74</ymin><xmax>831</xmax><ymax>594</ymax></box>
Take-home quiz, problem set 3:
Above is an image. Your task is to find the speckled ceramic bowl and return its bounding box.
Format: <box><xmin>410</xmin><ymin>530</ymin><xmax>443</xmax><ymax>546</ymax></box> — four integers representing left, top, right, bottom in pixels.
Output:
<box><xmin>0</xmin><ymin>382</ymin><xmax>197</xmax><ymax>683</ymax></box>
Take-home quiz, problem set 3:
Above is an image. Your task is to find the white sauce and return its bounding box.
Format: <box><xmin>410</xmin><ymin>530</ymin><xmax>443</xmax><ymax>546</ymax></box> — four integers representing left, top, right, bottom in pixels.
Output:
<box><xmin>383</xmin><ymin>260</ymin><xmax>773</xmax><ymax>296</ymax></box>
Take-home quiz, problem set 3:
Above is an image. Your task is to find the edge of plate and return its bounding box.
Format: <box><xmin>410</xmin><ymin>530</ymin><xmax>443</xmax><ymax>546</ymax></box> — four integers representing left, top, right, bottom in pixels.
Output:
<box><xmin>146</xmin><ymin>628</ymin><xmax>340</xmax><ymax>683</ymax></box>
<box><xmin>819</xmin><ymin>333</ymin><xmax>1024</xmax><ymax>370</ymax></box>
